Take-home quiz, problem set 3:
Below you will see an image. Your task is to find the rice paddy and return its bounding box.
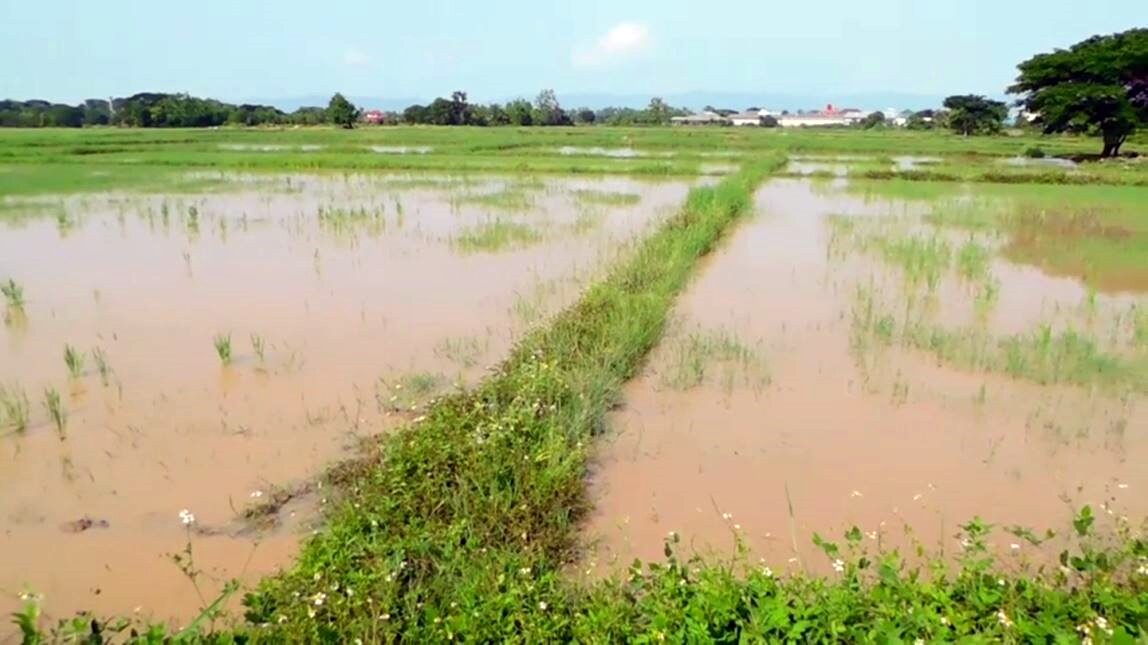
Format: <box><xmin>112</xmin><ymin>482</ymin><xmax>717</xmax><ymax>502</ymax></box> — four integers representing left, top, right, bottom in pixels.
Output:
<box><xmin>1</xmin><ymin>128</ymin><xmax>1145</xmax><ymax>639</ymax></box>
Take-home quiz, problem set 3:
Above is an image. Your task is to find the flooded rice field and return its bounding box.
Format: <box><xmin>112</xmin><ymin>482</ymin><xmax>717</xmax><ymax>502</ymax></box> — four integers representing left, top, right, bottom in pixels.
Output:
<box><xmin>0</xmin><ymin>172</ymin><xmax>692</xmax><ymax>622</ymax></box>
<box><xmin>584</xmin><ymin>177</ymin><xmax>1146</xmax><ymax>576</ymax></box>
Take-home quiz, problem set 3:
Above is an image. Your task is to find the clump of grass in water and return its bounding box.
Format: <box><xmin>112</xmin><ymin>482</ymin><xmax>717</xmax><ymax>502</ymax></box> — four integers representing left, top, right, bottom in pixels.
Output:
<box><xmin>570</xmin><ymin>189</ymin><xmax>641</xmax><ymax>207</ymax></box>
<box><xmin>659</xmin><ymin>328</ymin><xmax>770</xmax><ymax>392</ymax></box>
<box><xmin>2</xmin><ymin>278</ymin><xmax>25</xmax><ymax>310</ymax></box>
<box><xmin>454</xmin><ymin>219</ymin><xmax>541</xmax><ymax>253</ymax></box>
<box><xmin>434</xmin><ymin>336</ymin><xmax>487</xmax><ymax>368</ymax></box>
<box><xmin>250</xmin><ymin>333</ymin><xmax>266</xmax><ymax>363</ymax></box>
<box><xmin>42</xmin><ymin>387</ymin><xmax>66</xmax><ymax>437</ymax></box>
<box><xmin>956</xmin><ymin>239</ymin><xmax>991</xmax><ymax>282</ymax></box>
<box><xmin>376</xmin><ymin>372</ymin><xmax>444</xmax><ymax>412</ymax></box>
<box><xmin>0</xmin><ymin>383</ymin><xmax>31</xmax><ymax>433</ymax></box>
<box><xmin>91</xmin><ymin>347</ymin><xmax>113</xmax><ymax>386</ymax></box>
<box><xmin>454</xmin><ymin>187</ymin><xmax>537</xmax><ymax>212</ymax></box>
<box><xmin>63</xmin><ymin>344</ymin><xmax>85</xmax><ymax>379</ymax></box>
<box><xmin>213</xmin><ymin>333</ymin><xmax>232</xmax><ymax>365</ymax></box>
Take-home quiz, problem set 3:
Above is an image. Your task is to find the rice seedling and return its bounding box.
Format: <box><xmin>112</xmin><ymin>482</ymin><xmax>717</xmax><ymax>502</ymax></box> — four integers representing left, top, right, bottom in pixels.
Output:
<box><xmin>63</xmin><ymin>344</ymin><xmax>85</xmax><ymax>379</ymax></box>
<box><xmin>42</xmin><ymin>387</ymin><xmax>66</xmax><ymax>437</ymax></box>
<box><xmin>213</xmin><ymin>333</ymin><xmax>233</xmax><ymax>365</ymax></box>
<box><xmin>1</xmin><ymin>278</ymin><xmax>24</xmax><ymax>310</ymax></box>
<box><xmin>659</xmin><ymin>327</ymin><xmax>770</xmax><ymax>392</ymax></box>
<box><xmin>186</xmin><ymin>205</ymin><xmax>200</xmax><ymax>235</ymax></box>
<box><xmin>91</xmin><ymin>347</ymin><xmax>113</xmax><ymax>386</ymax></box>
<box><xmin>0</xmin><ymin>383</ymin><xmax>30</xmax><ymax>433</ymax></box>
<box><xmin>454</xmin><ymin>219</ymin><xmax>542</xmax><ymax>253</ymax></box>
<box><xmin>956</xmin><ymin>239</ymin><xmax>992</xmax><ymax>281</ymax></box>
<box><xmin>570</xmin><ymin>189</ymin><xmax>642</xmax><ymax>207</ymax></box>
<box><xmin>434</xmin><ymin>335</ymin><xmax>487</xmax><ymax>368</ymax></box>
<box><xmin>250</xmin><ymin>333</ymin><xmax>266</xmax><ymax>362</ymax></box>
<box><xmin>377</xmin><ymin>372</ymin><xmax>445</xmax><ymax>411</ymax></box>
<box><xmin>454</xmin><ymin>187</ymin><xmax>537</xmax><ymax>212</ymax></box>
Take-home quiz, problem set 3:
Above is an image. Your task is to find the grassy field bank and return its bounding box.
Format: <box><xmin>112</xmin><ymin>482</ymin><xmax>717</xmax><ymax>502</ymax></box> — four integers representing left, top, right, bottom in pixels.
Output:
<box><xmin>2</xmin><ymin>127</ymin><xmax>1146</xmax><ymax>195</ymax></box>
<box><xmin>6</xmin><ymin>134</ymin><xmax>1146</xmax><ymax>641</ymax></box>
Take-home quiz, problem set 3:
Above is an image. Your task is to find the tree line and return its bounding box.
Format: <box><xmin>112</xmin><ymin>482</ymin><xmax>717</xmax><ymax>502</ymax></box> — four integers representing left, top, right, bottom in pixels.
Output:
<box><xmin>0</xmin><ymin>93</ymin><xmax>325</xmax><ymax>128</ymax></box>
<box><xmin>396</xmin><ymin>91</ymin><xmax>689</xmax><ymax>127</ymax></box>
<box><xmin>2</xmin><ymin>28</ymin><xmax>1143</xmax><ymax>155</ymax></box>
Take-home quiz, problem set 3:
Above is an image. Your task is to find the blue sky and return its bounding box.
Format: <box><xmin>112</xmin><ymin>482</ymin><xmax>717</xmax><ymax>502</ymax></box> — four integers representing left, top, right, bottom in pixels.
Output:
<box><xmin>2</xmin><ymin>0</ymin><xmax>1145</xmax><ymax>104</ymax></box>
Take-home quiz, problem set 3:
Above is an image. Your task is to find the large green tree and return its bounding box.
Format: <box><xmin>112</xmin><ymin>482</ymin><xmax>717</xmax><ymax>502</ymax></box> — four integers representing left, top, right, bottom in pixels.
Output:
<box><xmin>942</xmin><ymin>95</ymin><xmax>1008</xmax><ymax>135</ymax></box>
<box><xmin>1009</xmin><ymin>28</ymin><xmax>1148</xmax><ymax>157</ymax></box>
<box><xmin>327</xmin><ymin>93</ymin><xmax>360</xmax><ymax>129</ymax></box>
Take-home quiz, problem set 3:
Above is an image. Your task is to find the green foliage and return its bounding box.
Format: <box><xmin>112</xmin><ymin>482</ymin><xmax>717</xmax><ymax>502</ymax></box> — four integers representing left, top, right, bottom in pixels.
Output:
<box><xmin>454</xmin><ymin>220</ymin><xmax>542</xmax><ymax>253</ymax></box>
<box><xmin>326</xmin><ymin>93</ymin><xmax>360</xmax><ymax>129</ymax></box>
<box><xmin>0</xmin><ymin>383</ymin><xmax>30</xmax><ymax>433</ymax></box>
<box><xmin>63</xmin><ymin>344</ymin><xmax>85</xmax><ymax>379</ymax></box>
<box><xmin>1010</xmin><ymin>28</ymin><xmax>1148</xmax><ymax>157</ymax></box>
<box><xmin>943</xmin><ymin>94</ymin><xmax>1008</xmax><ymax>135</ymax></box>
<box><xmin>1</xmin><ymin>278</ymin><xmax>24</xmax><ymax>309</ymax></box>
<box><xmin>213</xmin><ymin>333</ymin><xmax>233</xmax><ymax>365</ymax></box>
<box><xmin>42</xmin><ymin>387</ymin><xmax>66</xmax><ymax>437</ymax></box>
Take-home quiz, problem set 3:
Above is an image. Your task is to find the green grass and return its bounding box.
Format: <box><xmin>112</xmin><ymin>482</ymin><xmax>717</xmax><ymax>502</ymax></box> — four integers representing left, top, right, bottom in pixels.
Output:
<box><xmin>453</xmin><ymin>186</ymin><xmax>539</xmax><ymax>212</ymax></box>
<box><xmin>847</xmin><ymin>180</ymin><xmax>1148</xmax><ymax>294</ymax></box>
<box><xmin>12</xmin><ymin>151</ymin><xmax>1148</xmax><ymax>641</ymax></box>
<box><xmin>0</xmin><ymin>383</ymin><xmax>31</xmax><ymax>433</ymax></box>
<box><xmin>63</xmin><ymin>344</ymin><xmax>85</xmax><ymax>379</ymax></box>
<box><xmin>454</xmin><ymin>219</ymin><xmax>542</xmax><ymax>253</ymax></box>
<box><xmin>2</xmin><ymin>278</ymin><xmax>25</xmax><ymax>309</ymax></box>
<box><xmin>213</xmin><ymin>333</ymin><xmax>233</xmax><ymax>365</ymax></box>
<box><xmin>851</xmin><ymin>284</ymin><xmax>1147</xmax><ymax>393</ymax></box>
<box><xmin>659</xmin><ymin>327</ymin><xmax>770</xmax><ymax>392</ymax></box>
<box><xmin>1</xmin><ymin>127</ymin><xmax>1145</xmax><ymax>199</ymax></box>
<box><xmin>570</xmin><ymin>189</ymin><xmax>642</xmax><ymax>207</ymax></box>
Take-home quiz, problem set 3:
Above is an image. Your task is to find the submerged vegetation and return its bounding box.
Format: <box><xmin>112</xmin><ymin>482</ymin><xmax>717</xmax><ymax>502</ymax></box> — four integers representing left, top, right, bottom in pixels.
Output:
<box><xmin>3</xmin><ymin>129</ymin><xmax>1147</xmax><ymax>640</ymax></box>
<box><xmin>454</xmin><ymin>219</ymin><xmax>542</xmax><ymax>253</ymax></box>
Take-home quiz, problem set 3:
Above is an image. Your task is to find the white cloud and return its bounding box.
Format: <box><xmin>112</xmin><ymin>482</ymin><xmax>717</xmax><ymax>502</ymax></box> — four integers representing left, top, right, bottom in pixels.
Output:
<box><xmin>342</xmin><ymin>48</ymin><xmax>371</xmax><ymax>67</ymax></box>
<box><xmin>572</xmin><ymin>22</ymin><xmax>651</xmax><ymax>68</ymax></box>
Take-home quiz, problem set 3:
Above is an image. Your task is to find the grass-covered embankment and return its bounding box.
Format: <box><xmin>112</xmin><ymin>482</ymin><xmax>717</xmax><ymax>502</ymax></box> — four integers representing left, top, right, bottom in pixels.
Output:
<box><xmin>15</xmin><ymin>154</ymin><xmax>1148</xmax><ymax>642</ymax></box>
<box><xmin>238</xmin><ymin>155</ymin><xmax>1144</xmax><ymax>642</ymax></box>
<box><xmin>236</xmin><ymin>156</ymin><xmax>785</xmax><ymax>641</ymax></box>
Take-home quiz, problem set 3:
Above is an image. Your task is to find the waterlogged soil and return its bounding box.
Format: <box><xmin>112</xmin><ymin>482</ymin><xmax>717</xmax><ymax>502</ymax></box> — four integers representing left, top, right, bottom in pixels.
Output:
<box><xmin>0</xmin><ymin>173</ymin><xmax>692</xmax><ymax>625</ymax></box>
<box><xmin>583</xmin><ymin>178</ymin><xmax>1146</xmax><ymax>577</ymax></box>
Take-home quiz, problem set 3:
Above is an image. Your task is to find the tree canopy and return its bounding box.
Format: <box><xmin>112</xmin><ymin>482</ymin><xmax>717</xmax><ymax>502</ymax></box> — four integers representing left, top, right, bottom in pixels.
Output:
<box><xmin>326</xmin><ymin>93</ymin><xmax>361</xmax><ymax>129</ymax></box>
<box><xmin>1009</xmin><ymin>28</ymin><xmax>1148</xmax><ymax>156</ymax></box>
<box><xmin>942</xmin><ymin>95</ymin><xmax>1008</xmax><ymax>136</ymax></box>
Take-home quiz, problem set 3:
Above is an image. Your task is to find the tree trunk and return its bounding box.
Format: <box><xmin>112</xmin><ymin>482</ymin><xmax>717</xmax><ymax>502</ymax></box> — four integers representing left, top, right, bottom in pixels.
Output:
<box><xmin>1101</xmin><ymin>130</ymin><xmax>1127</xmax><ymax>157</ymax></box>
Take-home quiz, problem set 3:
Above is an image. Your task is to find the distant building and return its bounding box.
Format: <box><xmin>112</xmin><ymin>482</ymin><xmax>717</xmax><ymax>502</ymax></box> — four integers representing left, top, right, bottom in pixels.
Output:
<box><xmin>729</xmin><ymin>110</ymin><xmax>766</xmax><ymax>126</ymax></box>
<box><xmin>363</xmin><ymin>110</ymin><xmax>387</xmax><ymax>125</ymax></box>
<box><xmin>671</xmin><ymin>111</ymin><xmax>729</xmax><ymax>126</ymax></box>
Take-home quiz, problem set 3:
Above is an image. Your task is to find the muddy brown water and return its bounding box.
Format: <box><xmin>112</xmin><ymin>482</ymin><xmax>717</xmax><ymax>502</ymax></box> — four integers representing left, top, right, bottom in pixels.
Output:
<box><xmin>0</xmin><ymin>173</ymin><xmax>692</xmax><ymax>625</ymax></box>
<box><xmin>583</xmin><ymin>178</ymin><xmax>1146</xmax><ymax>577</ymax></box>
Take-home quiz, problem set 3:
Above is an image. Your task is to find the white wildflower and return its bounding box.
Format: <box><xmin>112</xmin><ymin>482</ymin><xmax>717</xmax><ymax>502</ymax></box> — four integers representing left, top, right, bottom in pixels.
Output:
<box><xmin>1138</xmin><ymin>562</ymin><xmax>1148</xmax><ymax>576</ymax></box>
<box><xmin>538</xmin><ymin>601</ymin><xmax>548</xmax><ymax>611</ymax></box>
<box><xmin>761</xmin><ymin>566</ymin><xmax>773</xmax><ymax>578</ymax></box>
<box><xmin>380</xmin><ymin>613</ymin><xmax>391</xmax><ymax>621</ymax></box>
<box><xmin>250</xmin><ymin>490</ymin><xmax>264</xmax><ymax>499</ymax></box>
<box><xmin>178</xmin><ymin>509</ymin><xmax>196</xmax><ymax>525</ymax></box>
<box><xmin>307</xmin><ymin>607</ymin><xmax>317</xmax><ymax>619</ymax></box>
<box><xmin>1095</xmin><ymin>616</ymin><xmax>1112</xmax><ymax>636</ymax></box>
<box><xmin>722</xmin><ymin>512</ymin><xmax>733</xmax><ymax>521</ymax></box>
<box><xmin>1009</xmin><ymin>543</ymin><xmax>1020</xmax><ymax>551</ymax></box>
<box><xmin>312</xmin><ymin>592</ymin><xmax>327</xmax><ymax>606</ymax></box>
<box><xmin>832</xmin><ymin>559</ymin><xmax>845</xmax><ymax>573</ymax></box>
<box><xmin>996</xmin><ymin>610</ymin><xmax>1013</xmax><ymax>628</ymax></box>
<box><xmin>914</xmin><ymin>639</ymin><xmax>925</xmax><ymax>645</ymax></box>
<box><xmin>940</xmin><ymin>616</ymin><xmax>950</xmax><ymax>626</ymax></box>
